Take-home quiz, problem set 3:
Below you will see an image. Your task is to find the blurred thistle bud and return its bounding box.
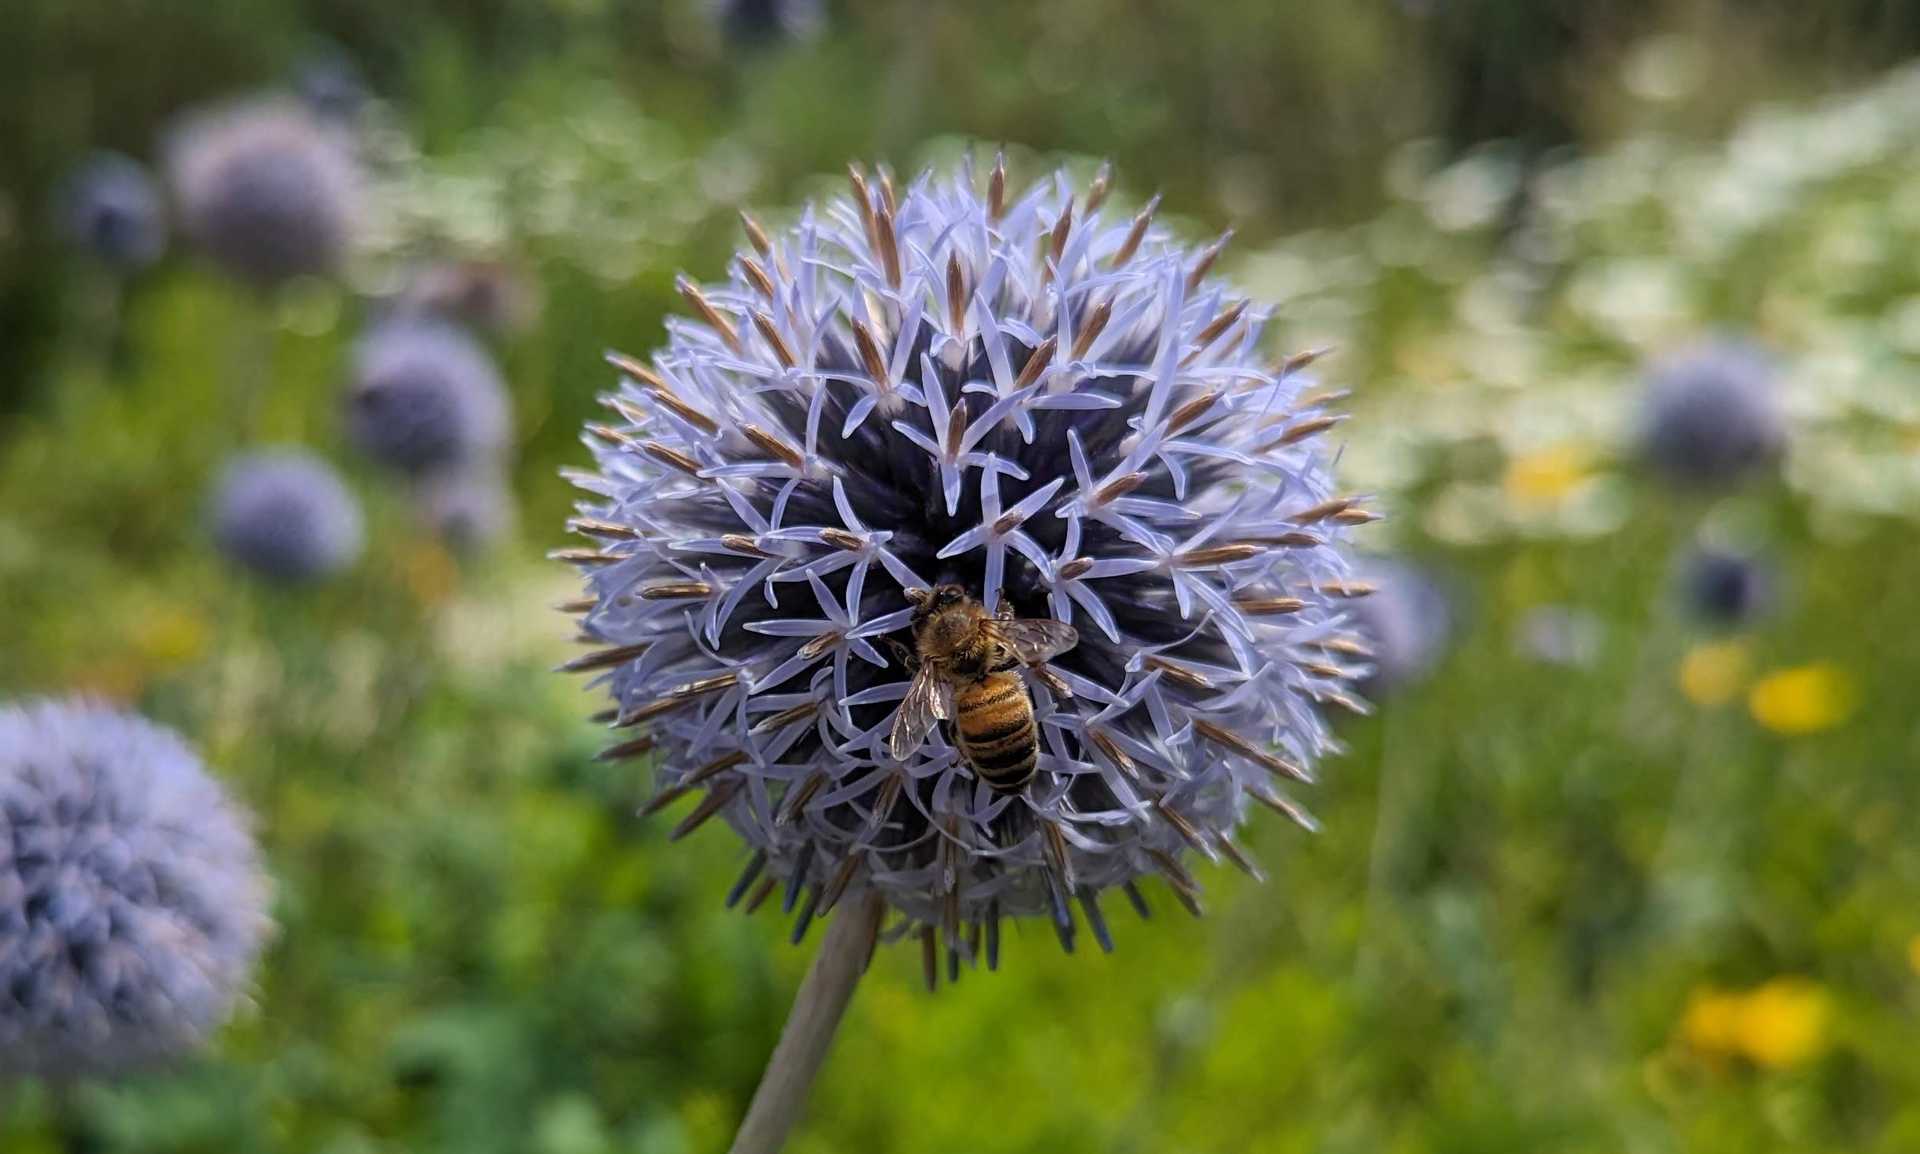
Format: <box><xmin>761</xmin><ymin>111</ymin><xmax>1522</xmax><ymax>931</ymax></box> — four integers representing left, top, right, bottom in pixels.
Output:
<box><xmin>0</xmin><ymin>699</ymin><xmax>271</xmax><ymax>1079</ymax></box>
<box><xmin>164</xmin><ymin>97</ymin><xmax>362</xmax><ymax>289</ymax></box>
<box><xmin>396</xmin><ymin>259</ymin><xmax>540</xmax><ymax>336</ymax></box>
<box><xmin>293</xmin><ymin>51</ymin><xmax>369</xmax><ymax>125</ymax></box>
<box><xmin>210</xmin><ymin>449</ymin><xmax>365</xmax><ymax>584</ymax></box>
<box><xmin>1515</xmin><ymin>604</ymin><xmax>1602</xmax><ymax>668</ymax></box>
<box><xmin>715</xmin><ymin>0</ymin><xmax>825</xmax><ymax>47</ymax></box>
<box><xmin>560</xmin><ymin>159</ymin><xmax>1367</xmax><ymax>978</ymax></box>
<box><xmin>345</xmin><ymin>319</ymin><xmax>512</xmax><ymax>476</ymax></box>
<box><xmin>1346</xmin><ymin>559</ymin><xmax>1453</xmax><ymax>693</ymax></box>
<box><xmin>1636</xmin><ymin>337</ymin><xmax>1785</xmax><ymax>490</ymax></box>
<box><xmin>57</xmin><ymin>152</ymin><xmax>168</xmax><ymax>271</ymax></box>
<box><xmin>1680</xmin><ymin>543</ymin><xmax>1771</xmax><ymax>627</ymax></box>
<box><xmin>416</xmin><ymin>465</ymin><xmax>516</xmax><ymax>555</ymax></box>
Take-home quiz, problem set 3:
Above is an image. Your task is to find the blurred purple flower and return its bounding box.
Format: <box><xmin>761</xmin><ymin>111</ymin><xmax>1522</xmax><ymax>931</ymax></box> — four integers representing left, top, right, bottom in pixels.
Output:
<box><xmin>165</xmin><ymin>97</ymin><xmax>361</xmax><ymax>288</ymax></box>
<box><xmin>57</xmin><ymin>153</ymin><xmax>167</xmax><ymax>271</ymax></box>
<box><xmin>0</xmin><ymin>699</ymin><xmax>270</xmax><ymax>1079</ymax></box>
<box><xmin>1637</xmin><ymin>338</ymin><xmax>1785</xmax><ymax>490</ymax></box>
<box><xmin>210</xmin><ymin>449</ymin><xmax>365</xmax><ymax>585</ymax></box>
<box><xmin>346</xmin><ymin>319</ymin><xmax>512</xmax><ymax>477</ymax></box>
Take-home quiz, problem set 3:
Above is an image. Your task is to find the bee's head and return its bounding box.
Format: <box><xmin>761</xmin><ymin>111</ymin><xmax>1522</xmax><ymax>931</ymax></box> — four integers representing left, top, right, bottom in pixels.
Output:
<box><xmin>905</xmin><ymin>583</ymin><xmax>969</xmax><ymax>625</ymax></box>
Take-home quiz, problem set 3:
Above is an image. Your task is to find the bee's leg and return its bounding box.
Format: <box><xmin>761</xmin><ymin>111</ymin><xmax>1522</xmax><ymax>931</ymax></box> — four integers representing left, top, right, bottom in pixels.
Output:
<box><xmin>882</xmin><ymin>635</ymin><xmax>919</xmax><ymax>673</ymax></box>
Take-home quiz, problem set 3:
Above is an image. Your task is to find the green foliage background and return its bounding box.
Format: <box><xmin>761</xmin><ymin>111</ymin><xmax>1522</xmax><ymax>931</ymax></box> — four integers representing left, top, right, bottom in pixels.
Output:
<box><xmin>4</xmin><ymin>2</ymin><xmax>1920</xmax><ymax>1151</ymax></box>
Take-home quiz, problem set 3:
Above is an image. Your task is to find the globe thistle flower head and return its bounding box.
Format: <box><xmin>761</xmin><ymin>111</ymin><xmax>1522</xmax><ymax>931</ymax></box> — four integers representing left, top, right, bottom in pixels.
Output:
<box><xmin>1345</xmin><ymin>559</ymin><xmax>1453</xmax><ymax>693</ymax></box>
<box><xmin>210</xmin><ymin>449</ymin><xmax>365</xmax><ymax>585</ymax></box>
<box><xmin>1636</xmin><ymin>337</ymin><xmax>1785</xmax><ymax>490</ymax></box>
<box><xmin>0</xmin><ymin>699</ymin><xmax>270</xmax><ymax>1079</ymax></box>
<box><xmin>1680</xmin><ymin>543</ymin><xmax>1771</xmax><ymax>627</ymax></box>
<box><xmin>346</xmin><ymin>319</ymin><xmax>512</xmax><ymax>476</ymax></box>
<box><xmin>165</xmin><ymin>96</ymin><xmax>361</xmax><ymax>288</ymax></box>
<box><xmin>58</xmin><ymin>152</ymin><xmax>168</xmax><ymax>271</ymax></box>
<box><xmin>417</xmin><ymin>465</ymin><xmax>516</xmax><ymax>556</ymax></box>
<box><xmin>561</xmin><ymin>159</ymin><xmax>1366</xmax><ymax>978</ymax></box>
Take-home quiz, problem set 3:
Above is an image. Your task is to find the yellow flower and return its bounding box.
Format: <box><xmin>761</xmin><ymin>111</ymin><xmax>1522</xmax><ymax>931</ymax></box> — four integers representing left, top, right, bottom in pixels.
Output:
<box><xmin>1736</xmin><ymin>978</ymin><xmax>1831</xmax><ymax>1069</ymax></box>
<box><xmin>1749</xmin><ymin>663</ymin><xmax>1859</xmax><ymax>735</ymax></box>
<box><xmin>1678</xmin><ymin>639</ymin><xmax>1752</xmax><ymax>707</ymax></box>
<box><xmin>1680</xmin><ymin>987</ymin><xmax>1745</xmax><ymax>1054</ymax></box>
<box><xmin>133</xmin><ymin>605</ymin><xmax>211</xmax><ymax>669</ymax></box>
<box><xmin>1503</xmin><ymin>443</ymin><xmax>1591</xmax><ymax>506</ymax></box>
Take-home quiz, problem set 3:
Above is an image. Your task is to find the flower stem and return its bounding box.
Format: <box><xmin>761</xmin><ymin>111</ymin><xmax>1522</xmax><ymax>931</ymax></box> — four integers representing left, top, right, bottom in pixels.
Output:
<box><xmin>728</xmin><ymin>889</ymin><xmax>885</xmax><ymax>1154</ymax></box>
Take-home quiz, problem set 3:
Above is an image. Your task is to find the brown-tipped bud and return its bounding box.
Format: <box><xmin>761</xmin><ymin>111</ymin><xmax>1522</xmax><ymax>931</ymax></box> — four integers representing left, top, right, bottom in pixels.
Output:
<box><xmin>641</xmin><ymin>441</ymin><xmax>703</xmax><ymax>476</ymax></box>
<box><xmin>1015</xmin><ymin>335</ymin><xmax>1058</xmax><ymax>390</ymax></box>
<box><xmin>742</xmin><ymin>423</ymin><xmax>805</xmax><ymax>470</ymax></box>
<box><xmin>669</xmin><ymin>779</ymin><xmax>742</xmax><ymax>842</ymax></box>
<box><xmin>595</xmin><ymin>735</ymin><xmax>655</xmax><ymax>762</ymax></box>
<box><xmin>1233</xmin><ymin>596</ymin><xmax>1306</xmax><ymax>616</ymax></box>
<box><xmin>556</xmin><ymin>642</ymin><xmax>652</xmax><ymax>674</ymax></box>
<box><xmin>740</xmin><ymin>256</ymin><xmax>777</xmax><ymax>302</ymax></box>
<box><xmin>1093</xmin><ymin>471</ymin><xmax>1147</xmax><ymax>505</ymax></box>
<box><xmin>1048</xmin><ymin>203</ymin><xmax>1073</xmax><ymax>272</ymax></box>
<box><xmin>1273</xmin><ymin>414</ymin><xmax>1344</xmax><ymax>446</ymax></box>
<box><xmin>751</xmin><ymin>700</ymin><xmax>819</xmax><ymax>734</ymax></box>
<box><xmin>740</xmin><ymin>210</ymin><xmax>773</xmax><ymax>257</ymax></box>
<box><xmin>553</xmin><ymin>596</ymin><xmax>598</xmax><ymax>615</ymax></box>
<box><xmin>988</xmin><ymin>152</ymin><xmax>1007</xmax><ymax>223</ymax></box>
<box><xmin>1071</xmin><ymin>298</ymin><xmax>1112</xmax><ymax>360</ymax></box>
<box><xmin>850</xmin><ymin>319</ymin><xmax>890</xmax><ymax>389</ymax></box>
<box><xmin>1144</xmin><ymin>656</ymin><xmax>1215</xmax><ymax>691</ymax></box>
<box><xmin>568</xmin><ymin>516</ymin><xmax>639</xmax><ymax>541</ymax></box>
<box><xmin>1154</xmin><ymin>799</ymin><xmax>1215</xmax><ymax>859</ymax></box>
<box><xmin>640</xmin><ymin>582</ymin><xmax>713</xmax><ymax>600</ymax></box>
<box><xmin>647</xmin><ymin>388</ymin><xmax>721</xmax><ymax>437</ymax></box>
<box><xmin>1057</xmin><ymin>556</ymin><xmax>1094</xmax><ymax>580</ymax></box>
<box><xmin>1111</xmin><ymin>195</ymin><xmax>1159</xmax><ymax>269</ymax></box>
<box><xmin>1184</xmin><ymin>229</ymin><xmax>1234</xmax><ymax>294</ymax></box>
<box><xmin>818</xmin><ymin>527</ymin><xmax>866</xmax><ymax>551</ymax></box>
<box><xmin>751</xmin><ymin>312</ymin><xmax>796</xmax><ymax>369</ymax></box>
<box><xmin>876</xmin><ymin>203</ymin><xmax>902</xmax><ymax>290</ymax></box>
<box><xmin>1290</xmin><ymin>496</ymin><xmax>1354</xmax><ymax>524</ymax></box>
<box><xmin>1186</xmin><ymin>300</ymin><xmax>1249</xmax><ymax>361</ymax></box>
<box><xmin>1331</xmin><ymin>508</ymin><xmax>1381</xmax><ymax>526</ymax></box>
<box><xmin>604</xmin><ymin>350</ymin><xmax>665</xmax><ymax>390</ymax></box>
<box><xmin>1279</xmin><ymin>346</ymin><xmax>1334</xmax><ymax>377</ymax></box>
<box><xmin>1193</xmin><ymin>718</ymin><xmax>1310</xmax><ymax>783</ymax></box>
<box><xmin>585</xmin><ymin>424</ymin><xmax>638</xmax><ymax>449</ymax></box>
<box><xmin>1176</xmin><ymin>543</ymin><xmax>1263</xmax><ymax>567</ymax></box>
<box><xmin>946</xmin><ymin>252</ymin><xmax>968</xmax><ymax>335</ymax></box>
<box><xmin>676</xmin><ymin>276</ymin><xmax>741</xmax><ymax>353</ymax></box>
<box><xmin>547</xmin><ymin>547</ymin><xmax>621</xmax><ymax>566</ymax></box>
<box><xmin>1166</xmin><ymin>389</ymin><xmax>1222</xmax><ymax>434</ymax></box>
<box><xmin>1085</xmin><ymin>161</ymin><xmax>1113</xmax><ymax>214</ymax></box>
<box><xmin>1317</xmin><ymin>580</ymin><xmax>1377</xmax><ymax>599</ymax></box>
<box><xmin>778</xmin><ymin>771</ymin><xmax>828</xmax><ymax>826</ymax></box>
<box><xmin>1088</xmin><ymin>726</ymin><xmax>1136</xmax><ymax>778</ymax></box>
<box><xmin>598</xmin><ymin>393</ymin><xmax>649</xmax><ymax>428</ymax></box>
<box><xmin>848</xmin><ymin>164</ymin><xmax>877</xmax><ymax>247</ymax></box>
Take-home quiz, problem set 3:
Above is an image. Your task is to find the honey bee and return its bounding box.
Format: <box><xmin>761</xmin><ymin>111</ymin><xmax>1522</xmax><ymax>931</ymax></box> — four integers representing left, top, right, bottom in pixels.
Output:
<box><xmin>887</xmin><ymin>584</ymin><xmax>1079</xmax><ymax>793</ymax></box>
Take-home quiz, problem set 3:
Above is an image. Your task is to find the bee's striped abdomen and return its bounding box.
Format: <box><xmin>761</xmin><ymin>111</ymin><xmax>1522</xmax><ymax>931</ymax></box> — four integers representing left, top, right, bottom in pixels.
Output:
<box><xmin>954</xmin><ymin>672</ymin><xmax>1038</xmax><ymax>792</ymax></box>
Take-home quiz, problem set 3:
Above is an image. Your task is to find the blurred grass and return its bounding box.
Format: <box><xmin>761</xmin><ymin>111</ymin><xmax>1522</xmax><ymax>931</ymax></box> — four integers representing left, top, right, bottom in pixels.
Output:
<box><xmin>4</xmin><ymin>3</ymin><xmax>1920</xmax><ymax>1153</ymax></box>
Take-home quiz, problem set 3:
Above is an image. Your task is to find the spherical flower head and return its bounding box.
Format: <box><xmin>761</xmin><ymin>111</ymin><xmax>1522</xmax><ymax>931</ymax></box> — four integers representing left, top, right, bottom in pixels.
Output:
<box><xmin>210</xmin><ymin>449</ymin><xmax>365</xmax><ymax>585</ymax></box>
<box><xmin>1346</xmin><ymin>559</ymin><xmax>1452</xmax><ymax>693</ymax></box>
<box><xmin>417</xmin><ymin>465</ymin><xmax>516</xmax><ymax>555</ymax></box>
<box><xmin>1680</xmin><ymin>543</ymin><xmax>1771</xmax><ymax>627</ymax></box>
<box><xmin>0</xmin><ymin>699</ymin><xmax>271</xmax><ymax>1079</ymax></box>
<box><xmin>1636</xmin><ymin>337</ymin><xmax>1785</xmax><ymax>490</ymax></box>
<box><xmin>164</xmin><ymin>97</ymin><xmax>362</xmax><ymax>288</ymax></box>
<box><xmin>58</xmin><ymin>152</ymin><xmax>168</xmax><ymax>271</ymax></box>
<box><xmin>345</xmin><ymin>319</ymin><xmax>512</xmax><ymax>476</ymax></box>
<box><xmin>561</xmin><ymin>160</ymin><xmax>1364</xmax><ymax>969</ymax></box>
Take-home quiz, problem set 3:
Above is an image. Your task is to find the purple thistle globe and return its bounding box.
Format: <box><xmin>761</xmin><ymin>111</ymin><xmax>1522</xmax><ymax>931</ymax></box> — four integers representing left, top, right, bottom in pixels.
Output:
<box><xmin>210</xmin><ymin>449</ymin><xmax>365</xmax><ymax>585</ymax></box>
<box><xmin>559</xmin><ymin>160</ymin><xmax>1368</xmax><ymax>978</ymax></box>
<box><xmin>0</xmin><ymin>699</ymin><xmax>270</xmax><ymax>1079</ymax></box>
<box><xmin>345</xmin><ymin>319</ymin><xmax>513</xmax><ymax>477</ymax></box>
<box><xmin>1636</xmin><ymin>337</ymin><xmax>1785</xmax><ymax>490</ymax></box>
<box><xmin>58</xmin><ymin>152</ymin><xmax>168</xmax><ymax>272</ymax></box>
<box><xmin>164</xmin><ymin>97</ymin><xmax>362</xmax><ymax>289</ymax></box>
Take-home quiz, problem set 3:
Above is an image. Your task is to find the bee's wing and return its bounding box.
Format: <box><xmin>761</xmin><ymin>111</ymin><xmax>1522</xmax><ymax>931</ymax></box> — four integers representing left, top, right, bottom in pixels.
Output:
<box><xmin>888</xmin><ymin>664</ymin><xmax>953</xmax><ymax>761</ymax></box>
<box><xmin>992</xmin><ymin>618</ymin><xmax>1080</xmax><ymax>664</ymax></box>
